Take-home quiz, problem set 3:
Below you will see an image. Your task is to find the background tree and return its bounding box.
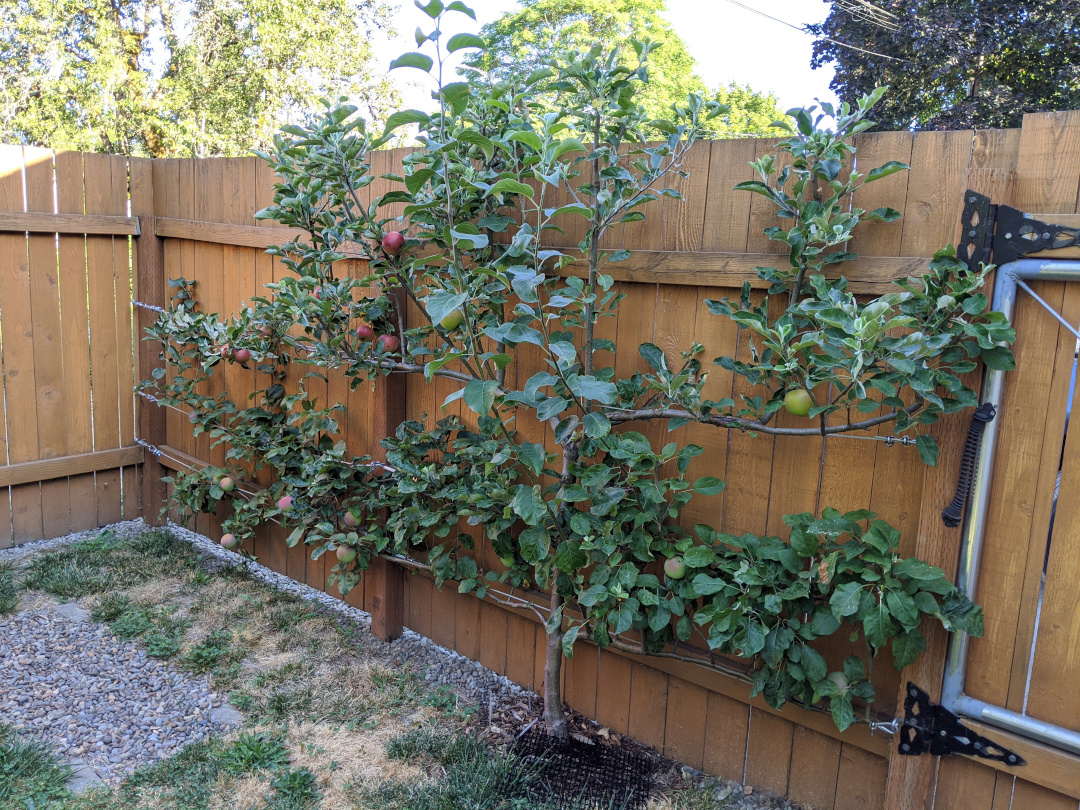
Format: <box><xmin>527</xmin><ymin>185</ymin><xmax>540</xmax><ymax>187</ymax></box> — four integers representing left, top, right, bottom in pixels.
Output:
<box><xmin>810</xmin><ymin>0</ymin><xmax>1080</xmax><ymax>130</ymax></box>
<box><xmin>0</xmin><ymin>0</ymin><xmax>398</xmax><ymax>157</ymax></box>
<box><xmin>467</xmin><ymin>0</ymin><xmax>787</xmax><ymax>136</ymax></box>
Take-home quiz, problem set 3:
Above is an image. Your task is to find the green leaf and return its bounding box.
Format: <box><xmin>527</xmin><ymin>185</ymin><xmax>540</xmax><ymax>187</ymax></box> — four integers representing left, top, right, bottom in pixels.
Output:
<box><xmin>892</xmin><ymin>629</ymin><xmax>927</xmax><ymax>668</ymax></box>
<box><xmin>915</xmin><ymin>434</ymin><xmax>939</xmax><ymax>466</ymax></box>
<box><xmin>425</xmin><ymin>291</ymin><xmax>468</xmax><ymax>326</ymax></box>
<box><xmin>444</xmin><ymin>1</ymin><xmax>476</xmax><ymax>18</ymax></box>
<box><xmin>691</xmin><ymin>573</ymin><xmax>726</xmax><ymax>596</ymax></box>
<box><xmin>508</xmin><ymin>131</ymin><xmax>543</xmax><ymax>152</ymax></box>
<box><xmin>866</xmin><ymin>161</ymin><xmax>909</xmax><ymax>182</ymax></box>
<box><xmin>384</xmin><ymin>109</ymin><xmax>430</xmax><ymax>132</ymax></box>
<box><xmin>692</xmin><ymin>477</ymin><xmax>726</xmax><ymax>496</ymax></box>
<box><xmin>830</xmin><ymin>582</ymin><xmax>863</xmax><ymax>620</ymax></box>
<box><xmin>562</xmin><ymin>624</ymin><xmax>581</xmax><ymax>657</ymax></box>
<box><xmin>414</xmin><ymin>0</ymin><xmax>443</xmax><ymax>18</ymax></box>
<box><xmin>389</xmin><ymin>52</ymin><xmax>434</xmax><ymax>72</ymax></box>
<box><xmin>583</xmin><ymin>412</ymin><xmax>611</xmax><ymax>438</ymax></box>
<box><xmin>517</xmin><ymin>442</ymin><xmax>546</xmax><ymax>476</ymax></box>
<box><xmin>450</xmin><ymin>229</ymin><xmax>489</xmax><ymax>249</ymax></box>
<box><xmin>458</xmin><ymin>130</ymin><xmax>494</xmax><ymax>161</ymax></box>
<box><xmin>863</xmin><ymin>600</ymin><xmax>897</xmax><ymax>648</ymax></box>
<box><xmin>886</xmin><ymin>589</ymin><xmax>919</xmax><ymax>628</ymax></box>
<box><xmin>488</xmin><ymin>178</ymin><xmax>534</xmax><ymax>198</ymax></box>
<box><xmin>831</xmin><ymin>692</ymin><xmax>855</xmax><ymax>732</ymax></box>
<box><xmin>446</xmin><ymin>33</ymin><xmax>485</xmax><ymax>52</ymax></box>
<box><xmin>553</xmin><ymin>138</ymin><xmax>587</xmax><ymax>160</ymax></box>
<box><xmin>980</xmin><ymin>346</ymin><xmax>1015</xmax><ymax>371</ymax></box>
<box><xmin>569</xmin><ymin>376</ymin><xmax>617</xmax><ymax>404</ymax></box>
<box><xmin>801</xmin><ymin>645</ymin><xmax>828</xmax><ymax>681</ymax></box>
<box><xmin>511</xmin><ymin>485</ymin><xmax>547</xmax><ymax>525</ymax></box>
<box><xmin>638</xmin><ymin>342</ymin><xmax>667</xmax><ymax>372</ymax></box>
<box><xmin>683</xmin><ymin>546</ymin><xmax>717</xmax><ymax>567</ymax></box>
<box><xmin>463</xmin><ymin>379</ymin><xmax>500</xmax><ymax>415</ymax></box>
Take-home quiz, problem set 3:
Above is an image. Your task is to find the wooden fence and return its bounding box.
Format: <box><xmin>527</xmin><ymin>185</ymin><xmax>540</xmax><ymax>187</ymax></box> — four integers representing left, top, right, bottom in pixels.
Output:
<box><xmin>4</xmin><ymin>111</ymin><xmax>1080</xmax><ymax>810</ymax></box>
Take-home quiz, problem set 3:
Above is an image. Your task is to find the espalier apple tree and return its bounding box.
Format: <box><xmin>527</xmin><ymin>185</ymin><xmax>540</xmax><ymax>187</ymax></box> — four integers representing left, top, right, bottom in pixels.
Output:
<box><xmin>143</xmin><ymin>0</ymin><xmax>1010</xmax><ymax>737</ymax></box>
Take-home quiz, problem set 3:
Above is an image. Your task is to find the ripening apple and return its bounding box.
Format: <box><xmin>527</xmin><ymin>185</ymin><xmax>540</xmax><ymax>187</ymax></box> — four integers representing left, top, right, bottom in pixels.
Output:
<box><xmin>258</xmin><ymin>325</ymin><xmax>273</xmax><ymax>337</ymax></box>
<box><xmin>277</xmin><ymin>495</ymin><xmax>294</xmax><ymax>511</ymax></box>
<box><xmin>219</xmin><ymin>344</ymin><xmax>231</xmax><ymax>359</ymax></box>
<box><xmin>219</xmin><ymin>476</ymin><xmax>236</xmax><ymax>493</ymax></box>
<box><xmin>377</xmin><ymin>334</ymin><xmax>400</xmax><ymax>353</ymax></box>
<box><xmin>220</xmin><ymin>533</ymin><xmax>239</xmax><ymax>550</ymax></box>
<box><xmin>664</xmin><ymin>556</ymin><xmax>687</xmax><ymax>580</ymax></box>
<box><xmin>382</xmin><ymin>231</ymin><xmax>405</xmax><ymax>256</ymax></box>
<box><xmin>188</xmin><ymin>410</ymin><xmax>199</xmax><ymax>423</ymax></box>
<box><xmin>356</xmin><ymin>323</ymin><xmax>375</xmax><ymax>340</ymax></box>
<box><xmin>343</xmin><ymin>508</ymin><xmax>361</xmax><ymax>528</ymax></box>
<box><xmin>440</xmin><ymin>309</ymin><xmax>465</xmax><ymax>330</ymax></box>
<box><xmin>336</xmin><ymin>546</ymin><xmax>358</xmax><ymax>563</ymax></box>
<box><xmin>233</xmin><ymin>348</ymin><xmax>250</xmax><ymax>363</ymax></box>
<box><xmin>783</xmin><ymin>388</ymin><xmax>814</xmax><ymax>417</ymax></box>
<box><xmin>829</xmin><ymin>672</ymin><xmax>850</xmax><ymax>691</ymax></box>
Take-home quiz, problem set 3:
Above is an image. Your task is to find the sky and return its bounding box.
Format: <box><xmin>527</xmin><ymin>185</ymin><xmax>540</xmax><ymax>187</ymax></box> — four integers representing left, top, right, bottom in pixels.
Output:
<box><xmin>370</xmin><ymin>0</ymin><xmax>839</xmax><ymax>114</ymax></box>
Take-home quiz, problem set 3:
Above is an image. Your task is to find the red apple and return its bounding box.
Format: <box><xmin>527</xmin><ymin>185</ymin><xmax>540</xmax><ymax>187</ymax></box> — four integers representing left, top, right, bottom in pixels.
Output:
<box><xmin>233</xmin><ymin>348</ymin><xmax>251</xmax><ymax>363</ymax></box>
<box><xmin>356</xmin><ymin>323</ymin><xmax>376</xmax><ymax>340</ymax></box>
<box><xmin>258</xmin><ymin>325</ymin><xmax>273</xmax><ymax>337</ymax></box>
<box><xmin>664</xmin><ymin>556</ymin><xmax>687</xmax><ymax>580</ymax></box>
<box><xmin>220</xmin><ymin>533</ymin><xmax>239</xmax><ymax>550</ymax></box>
<box><xmin>336</xmin><ymin>546</ymin><xmax>358</xmax><ymax>564</ymax></box>
<box><xmin>220</xmin><ymin>344</ymin><xmax>231</xmax><ymax>358</ymax></box>
<box><xmin>277</xmin><ymin>495</ymin><xmax>294</xmax><ymax>511</ymax></box>
<box><xmin>219</xmin><ymin>476</ymin><xmax>236</xmax><ymax>493</ymax></box>
<box><xmin>343</xmin><ymin>508</ymin><xmax>361</xmax><ymax>528</ymax></box>
<box><xmin>377</xmin><ymin>334</ymin><xmax>400</xmax><ymax>353</ymax></box>
<box><xmin>382</xmin><ymin>231</ymin><xmax>405</xmax><ymax>256</ymax></box>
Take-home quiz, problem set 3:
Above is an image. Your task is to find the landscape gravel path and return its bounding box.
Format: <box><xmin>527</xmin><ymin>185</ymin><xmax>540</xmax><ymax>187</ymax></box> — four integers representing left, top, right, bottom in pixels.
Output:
<box><xmin>0</xmin><ymin>597</ymin><xmax>232</xmax><ymax>784</ymax></box>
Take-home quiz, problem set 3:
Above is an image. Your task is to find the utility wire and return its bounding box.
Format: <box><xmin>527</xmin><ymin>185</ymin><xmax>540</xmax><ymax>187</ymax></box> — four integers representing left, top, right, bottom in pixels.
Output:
<box><xmin>718</xmin><ymin>0</ymin><xmax>915</xmax><ymax>64</ymax></box>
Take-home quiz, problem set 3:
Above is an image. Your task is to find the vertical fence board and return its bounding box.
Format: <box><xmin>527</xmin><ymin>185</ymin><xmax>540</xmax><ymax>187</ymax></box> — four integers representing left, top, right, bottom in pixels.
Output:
<box><xmin>703</xmin><ymin>691</ymin><xmax>749</xmax><ymax>783</ymax></box>
<box><xmin>931</xmin><ymin>756</ymin><xmax>999</xmax><ymax>810</ymax></box>
<box><xmin>701</xmin><ymin>138</ymin><xmax>755</xmax><ymax>253</ymax></box>
<box><xmin>743</xmin><ymin>709</ymin><xmax>793</xmax><ymax>797</ymax></box>
<box><xmin>628</xmin><ymin>662</ymin><xmax>668</xmax><ymax>752</ymax></box>
<box><xmin>833</xmin><ymin>745</ymin><xmax>888</xmax><ymax>810</ymax></box>
<box><xmin>24</xmin><ymin>148</ymin><xmax>72</xmax><ymax>538</ymax></box>
<box><xmin>788</xmin><ymin>726</ymin><xmax>841</xmax><ymax>810</ymax></box>
<box><xmin>595</xmin><ymin>649</ymin><xmax>632</xmax><ymax>735</ymax></box>
<box><xmin>663</xmin><ymin>677</ymin><xmax>708</xmax><ymax>771</ymax></box>
<box><xmin>83</xmin><ymin>153</ymin><xmax>124</xmax><ymax>526</ymax></box>
<box><xmin>57</xmin><ymin>152</ymin><xmax>102</xmax><ymax>531</ymax></box>
<box><xmin>0</xmin><ymin>146</ymin><xmax>43</xmax><ymax>544</ymax></box>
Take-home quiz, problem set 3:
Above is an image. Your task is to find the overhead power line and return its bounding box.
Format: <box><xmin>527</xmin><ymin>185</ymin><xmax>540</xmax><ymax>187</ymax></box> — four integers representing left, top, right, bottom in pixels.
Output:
<box><xmin>718</xmin><ymin>0</ymin><xmax>915</xmax><ymax>64</ymax></box>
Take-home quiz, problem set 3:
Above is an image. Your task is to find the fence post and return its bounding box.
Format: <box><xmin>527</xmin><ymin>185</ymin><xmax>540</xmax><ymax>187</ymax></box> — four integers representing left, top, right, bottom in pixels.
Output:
<box><xmin>135</xmin><ymin>213</ymin><xmax>168</xmax><ymax>525</ymax></box>
<box><xmin>367</xmin><ymin>288</ymin><xmax>407</xmax><ymax>641</ymax></box>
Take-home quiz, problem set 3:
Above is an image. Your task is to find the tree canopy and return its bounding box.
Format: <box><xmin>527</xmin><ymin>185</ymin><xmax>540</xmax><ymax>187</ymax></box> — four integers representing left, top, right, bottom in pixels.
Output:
<box><xmin>810</xmin><ymin>0</ymin><xmax>1080</xmax><ymax>130</ymax></box>
<box><xmin>467</xmin><ymin>0</ymin><xmax>787</xmax><ymax>136</ymax></box>
<box><xmin>0</xmin><ymin>0</ymin><xmax>399</xmax><ymax>157</ymax></box>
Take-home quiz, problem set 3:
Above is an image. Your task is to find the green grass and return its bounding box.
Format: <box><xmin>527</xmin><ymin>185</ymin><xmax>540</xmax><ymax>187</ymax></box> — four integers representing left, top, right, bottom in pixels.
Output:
<box><xmin>354</xmin><ymin>732</ymin><xmax>543</xmax><ymax>810</ymax></box>
<box><xmin>22</xmin><ymin>528</ymin><xmax>195</xmax><ymax>601</ymax></box>
<box><xmin>0</xmin><ymin>562</ymin><xmax>18</xmax><ymax>615</ymax></box>
<box><xmin>0</xmin><ymin>723</ymin><xmax>74</xmax><ymax>808</ymax></box>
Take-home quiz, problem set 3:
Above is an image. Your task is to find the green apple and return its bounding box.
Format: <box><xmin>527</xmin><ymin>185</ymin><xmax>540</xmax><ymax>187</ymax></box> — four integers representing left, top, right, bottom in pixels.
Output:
<box><xmin>440</xmin><ymin>309</ymin><xmax>465</xmax><ymax>330</ymax></box>
<box><xmin>336</xmin><ymin>546</ymin><xmax>358</xmax><ymax>564</ymax></box>
<box><xmin>784</xmin><ymin>388</ymin><xmax>814</xmax><ymax>417</ymax></box>
<box><xmin>220</xmin><ymin>533</ymin><xmax>239</xmax><ymax>550</ymax></box>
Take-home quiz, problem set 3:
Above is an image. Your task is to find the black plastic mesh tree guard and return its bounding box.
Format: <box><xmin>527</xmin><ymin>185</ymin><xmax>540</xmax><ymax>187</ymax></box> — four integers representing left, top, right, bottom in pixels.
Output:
<box><xmin>514</xmin><ymin>728</ymin><xmax>653</xmax><ymax>810</ymax></box>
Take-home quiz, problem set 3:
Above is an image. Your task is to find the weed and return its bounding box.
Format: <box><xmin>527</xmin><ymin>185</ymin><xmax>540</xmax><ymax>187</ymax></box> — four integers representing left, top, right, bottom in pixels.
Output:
<box><xmin>268</xmin><ymin>767</ymin><xmax>321</xmax><ymax>810</ymax></box>
<box><xmin>183</xmin><ymin>628</ymin><xmax>236</xmax><ymax>673</ymax></box>
<box><xmin>354</xmin><ymin>735</ymin><xmax>540</xmax><ymax>810</ymax></box>
<box><xmin>144</xmin><ymin>631</ymin><xmax>181</xmax><ymax>659</ymax></box>
<box><xmin>386</xmin><ymin>723</ymin><xmax>460</xmax><ymax>766</ymax></box>
<box><xmin>0</xmin><ymin>562</ymin><xmax>18</xmax><ymax>615</ymax></box>
<box><xmin>109</xmin><ymin>605</ymin><xmax>155</xmax><ymax>638</ymax></box>
<box><xmin>90</xmin><ymin>592</ymin><xmax>132</xmax><ymax>622</ymax></box>
<box><xmin>222</xmin><ymin>733</ymin><xmax>290</xmax><ymax>774</ymax></box>
<box><xmin>0</xmin><ymin>723</ymin><xmax>74</xmax><ymax>807</ymax></box>
<box><xmin>23</xmin><ymin>555</ymin><xmax>113</xmax><ymax>599</ymax></box>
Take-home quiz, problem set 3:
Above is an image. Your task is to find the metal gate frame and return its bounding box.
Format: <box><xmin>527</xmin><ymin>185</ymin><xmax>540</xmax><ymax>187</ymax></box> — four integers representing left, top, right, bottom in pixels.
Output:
<box><xmin>943</xmin><ymin>258</ymin><xmax>1080</xmax><ymax>756</ymax></box>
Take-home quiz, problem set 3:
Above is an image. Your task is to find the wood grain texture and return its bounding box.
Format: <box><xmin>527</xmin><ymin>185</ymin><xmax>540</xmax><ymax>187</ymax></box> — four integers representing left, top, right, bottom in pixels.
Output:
<box><xmin>743</xmin><ymin>710</ymin><xmax>793</xmax><ymax>797</ymax></box>
<box><xmin>788</xmin><ymin>727</ymin><xmax>841</xmax><ymax>810</ymax></box>
<box><xmin>0</xmin><ymin>447</ymin><xmax>144</xmax><ymax>487</ymax></box>
<box><xmin>0</xmin><ymin>210</ymin><xmax>140</xmax><ymax>236</ymax></box>
<box><xmin>663</xmin><ymin>677</ymin><xmax>709</xmax><ymax>771</ymax></box>
<box><xmin>931</xmin><ymin>756</ymin><xmax>999</xmax><ymax>810</ymax></box>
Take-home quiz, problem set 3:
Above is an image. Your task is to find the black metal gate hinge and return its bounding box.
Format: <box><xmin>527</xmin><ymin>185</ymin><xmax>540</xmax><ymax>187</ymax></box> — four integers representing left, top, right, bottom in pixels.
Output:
<box><xmin>897</xmin><ymin>683</ymin><xmax>1025</xmax><ymax>766</ymax></box>
<box><xmin>960</xmin><ymin>191</ymin><xmax>1080</xmax><ymax>271</ymax></box>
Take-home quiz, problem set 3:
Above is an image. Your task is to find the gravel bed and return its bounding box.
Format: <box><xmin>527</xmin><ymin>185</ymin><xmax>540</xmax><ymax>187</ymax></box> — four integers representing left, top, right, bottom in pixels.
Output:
<box><xmin>0</xmin><ymin>607</ymin><xmax>223</xmax><ymax>783</ymax></box>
